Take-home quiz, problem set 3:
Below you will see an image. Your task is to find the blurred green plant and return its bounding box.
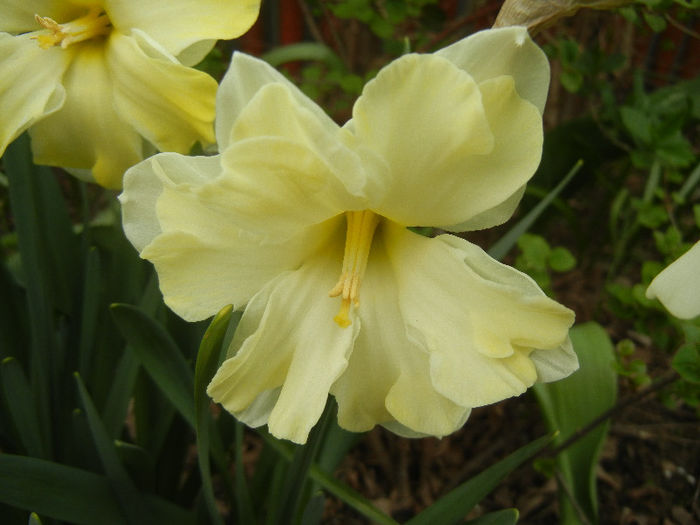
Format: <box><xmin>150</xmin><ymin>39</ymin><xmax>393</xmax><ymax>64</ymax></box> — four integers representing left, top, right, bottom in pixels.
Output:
<box><xmin>534</xmin><ymin>322</ymin><xmax>618</xmax><ymax>525</ymax></box>
<box><xmin>514</xmin><ymin>233</ymin><xmax>577</xmax><ymax>294</ymax></box>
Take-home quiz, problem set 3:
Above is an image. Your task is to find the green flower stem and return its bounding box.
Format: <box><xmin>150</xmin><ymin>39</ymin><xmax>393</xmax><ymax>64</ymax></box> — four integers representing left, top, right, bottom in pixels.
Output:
<box><xmin>262</xmin><ymin>428</ymin><xmax>399</xmax><ymax>525</ymax></box>
<box><xmin>267</xmin><ymin>400</ymin><xmax>335</xmax><ymax>525</ymax></box>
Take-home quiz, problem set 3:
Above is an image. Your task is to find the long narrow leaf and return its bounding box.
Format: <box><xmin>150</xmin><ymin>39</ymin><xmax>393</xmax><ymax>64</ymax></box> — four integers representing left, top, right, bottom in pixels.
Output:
<box><xmin>262</xmin><ymin>433</ymin><xmax>399</xmax><ymax>525</ymax></box>
<box><xmin>4</xmin><ymin>135</ymin><xmax>59</xmax><ymax>457</ymax></box>
<box><xmin>406</xmin><ymin>434</ymin><xmax>555</xmax><ymax>525</ymax></box>
<box><xmin>110</xmin><ymin>303</ymin><xmax>195</xmax><ymax>426</ymax></box>
<box><xmin>78</xmin><ymin>247</ymin><xmax>101</xmax><ymax>378</ymax></box>
<box><xmin>0</xmin><ymin>358</ymin><xmax>45</xmax><ymax>458</ymax></box>
<box><xmin>0</xmin><ymin>454</ymin><xmax>194</xmax><ymax>525</ymax></box>
<box><xmin>0</xmin><ymin>454</ymin><xmax>124</xmax><ymax>525</ymax></box>
<box><xmin>488</xmin><ymin>160</ymin><xmax>583</xmax><ymax>261</ymax></box>
<box><xmin>75</xmin><ymin>373</ymin><xmax>154</xmax><ymax>524</ymax></box>
<box><xmin>533</xmin><ymin>322</ymin><xmax>617</xmax><ymax>524</ymax></box>
<box><xmin>194</xmin><ymin>306</ymin><xmax>234</xmax><ymax>525</ymax></box>
<box><xmin>267</xmin><ymin>402</ymin><xmax>334</xmax><ymax>525</ymax></box>
<box><xmin>465</xmin><ymin>509</ymin><xmax>519</xmax><ymax>525</ymax></box>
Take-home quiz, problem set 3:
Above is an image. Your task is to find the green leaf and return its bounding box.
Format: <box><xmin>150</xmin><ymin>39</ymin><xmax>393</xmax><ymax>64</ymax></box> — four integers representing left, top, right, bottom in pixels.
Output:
<box><xmin>194</xmin><ymin>306</ymin><xmax>235</xmax><ymax>525</ymax></box>
<box><xmin>262</xmin><ymin>433</ymin><xmax>399</xmax><ymax>525</ymax></box>
<box><xmin>518</xmin><ymin>233</ymin><xmax>550</xmax><ymax>269</ymax></box>
<box><xmin>643</xmin><ymin>11</ymin><xmax>667</xmax><ymax>32</ymax></box>
<box><xmin>78</xmin><ymin>247</ymin><xmax>101</xmax><ymax>378</ymax></box>
<box><xmin>74</xmin><ymin>373</ymin><xmax>155</xmax><ymax>524</ymax></box>
<box><xmin>488</xmin><ymin>161</ymin><xmax>582</xmax><ymax>261</ymax></box>
<box><xmin>0</xmin><ymin>358</ymin><xmax>45</xmax><ymax>458</ymax></box>
<box><xmin>406</xmin><ymin>434</ymin><xmax>555</xmax><ymax>525</ymax></box>
<box><xmin>110</xmin><ymin>303</ymin><xmax>195</xmax><ymax>426</ymax></box>
<box><xmin>267</xmin><ymin>402</ymin><xmax>335</xmax><ymax>525</ymax></box>
<box><xmin>465</xmin><ymin>509</ymin><xmax>519</xmax><ymax>525</ymax></box>
<box><xmin>548</xmin><ymin>247</ymin><xmax>576</xmax><ymax>272</ymax></box>
<box><xmin>560</xmin><ymin>70</ymin><xmax>583</xmax><ymax>93</ymax></box>
<box><xmin>4</xmin><ymin>134</ymin><xmax>79</xmax><ymax>315</ymax></box>
<box><xmin>620</xmin><ymin>106</ymin><xmax>652</xmax><ymax>144</ymax></box>
<box><xmin>262</xmin><ymin>43</ymin><xmax>342</xmax><ymax>68</ymax></box>
<box><xmin>101</xmin><ymin>348</ymin><xmax>140</xmax><ymax>438</ymax></box>
<box><xmin>28</xmin><ymin>512</ymin><xmax>42</xmax><ymax>525</ymax></box>
<box><xmin>672</xmin><ymin>344</ymin><xmax>700</xmax><ymax>384</ymax></box>
<box><xmin>533</xmin><ymin>322</ymin><xmax>618</xmax><ymax>524</ymax></box>
<box><xmin>0</xmin><ymin>454</ymin><xmax>194</xmax><ymax>525</ymax></box>
<box><xmin>0</xmin><ymin>454</ymin><xmax>124</xmax><ymax>525</ymax></box>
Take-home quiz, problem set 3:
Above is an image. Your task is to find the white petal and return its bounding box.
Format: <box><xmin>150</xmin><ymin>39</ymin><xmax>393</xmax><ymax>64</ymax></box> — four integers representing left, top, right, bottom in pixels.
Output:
<box><xmin>531</xmin><ymin>336</ymin><xmax>579</xmax><ymax>383</ymax></box>
<box><xmin>29</xmin><ymin>41</ymin><xmax>142</xmax><ymax>188</ymax></box>
<box><xmin>141</xmin><ymin>218</ymin><xmax>339</xmax><ymax>322</ymax></box>
<box><xmin>208</xmin><ymin>245</ymin><xmax>359</xmax><ymax>444</ymax></box>
<box><xmin>436</xmin><ymin>26</ymin><xmax>550</xmax><ymax>115</ymax></box>
<box><xmin>216</xmin><ymin>52</ymin><xmax>337</xmax><ymax>151</ymax></box>
<box><xmin>646</xmin><ymin>241</ymin><xmax>700</xmax><ymax>319</ymax></box>
<box><xmin>106</xmin><ymin>30</ymin><xmax>216</xmax><ymax>153</ymax></box>
<box><xmin>445</xmin><ymin>186</ymin><xmax>526</xmax><ymax>232</ymax></box>
<box><xmin>120</xmin><ymin>152</ymin><xmax>222</xmax><ymax>252</ymax></box>
<box><xmin>0</xmin><ymin>33</ymin><xmax>68</xmax><ymax>157</ymax></box>
<box><xmin>383</xmin><ymin>223</ymin><xmax>575</xmax><ymax>408</ymax></box>
<box><xmin>104</xmin><ymin>0</ymin><xmax>260</xmax><ymax>57</ymax></box>
<box><xmin>331</xmin><ymin>230</ymin><xmax>471</xmax><ymax>436</ymax></box>
<box><xmin>217</xmin><ymin>82</ymin><xmax>367</xmax><ymax>239</ymax></box>
<box><xmin>352</xmin><ymin>54</ymin><xmax>541</xmax><ymax>228</ymax></box>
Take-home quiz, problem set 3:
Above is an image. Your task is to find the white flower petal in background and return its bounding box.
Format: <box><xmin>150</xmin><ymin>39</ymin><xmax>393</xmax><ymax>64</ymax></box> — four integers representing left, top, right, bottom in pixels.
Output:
<box><xmin>646</xmin><ymin>241</ymin><xmax>700</xmax><ymax>320</ymax></box>
<box><xmin>0</xmin><ymin>0</ymin><xmax>261</xmax><ymax>187</ymax></box>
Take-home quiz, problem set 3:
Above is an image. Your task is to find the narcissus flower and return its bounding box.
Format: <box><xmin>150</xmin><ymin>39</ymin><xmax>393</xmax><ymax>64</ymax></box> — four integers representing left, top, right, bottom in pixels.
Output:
<box><xmin>0</xmin><ymin>0</ymin><xmax>260</xmax><ymax>188</ymax></box>
<box><xmin>646</xmin><ymin>241</ymin><xmax>700</xmax><ymax>319</ymax></box>
<box><xmin>121</xmin><ymin>27</ymin><xmax>578</xmax><ymax>444</ymax></box>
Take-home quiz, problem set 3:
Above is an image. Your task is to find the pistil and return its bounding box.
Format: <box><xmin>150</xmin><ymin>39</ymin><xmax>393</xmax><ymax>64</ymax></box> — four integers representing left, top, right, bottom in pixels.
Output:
<box><xmin>329</xmin><ymin>210</ymin><xmax>380</xmax><ymax>328</ymax></box>
<box><xmin>33</xmin><ymin>7</ymin><xmax>111</xmax><ymax>49</ymax></box>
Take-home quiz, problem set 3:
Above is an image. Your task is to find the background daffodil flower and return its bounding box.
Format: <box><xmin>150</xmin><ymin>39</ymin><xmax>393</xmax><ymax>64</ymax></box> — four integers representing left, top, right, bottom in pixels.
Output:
<box><xmin>646</xmin><ymin>240</ymin><xmax>700</xmax><ymax>319</ymax></box>
<box><xmin>0</xmin><ymin>0</ymin><xmax>261</xmax><ymax>188</ymax></box>
<box><xmin>120</xmin><ymin>27</ymin><xmax>579</xmax><ymax>444</ymax></box>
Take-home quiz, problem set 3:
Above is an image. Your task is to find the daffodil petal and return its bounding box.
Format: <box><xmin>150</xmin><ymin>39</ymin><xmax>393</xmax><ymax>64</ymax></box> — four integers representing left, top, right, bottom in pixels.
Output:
<box><xmin>140</xmin><ymin>223</ymin><xmax>332</xmax><ymax>322</ymax></box>
<box><xmin>216</xmin><ymin>52</ymin><xmax>338</xmax><ymax>151</ymax></box>
<box><xmin>646</xmin><ymin>241</ymin><xmax>700</xmax><ymax>319</ymax></box>
<box><xmin>0</xmin><ymin>33</ymin><xmax>68</xmax><ymax>157</ymax></box>
<box><xmin>208</xmin><ymin>247</ymin><xmax>358</xmax><ymax>444</ymax></box>
<box><xmin>120</xmin><ymin>152</ymin><xmax>222</xmax><ymax>252</ymax></box>
<box><xmin>437</xmin><ymin>26</ymin><xmax>550</xmax><ymax>114</ymax></box>
<box><xmin>383</xmin><ymin>223</ymin><xmax>575</xmax><ymax>408</ymax></box>
<box><xmin>123</xmin><ymin>151</ymin><xmax>342</xmax><ymax>320</ymax></box>
<box><xmin>175</xmin><ymin>39</ymin><xmax>216</xmax><ymax>67</ymax></box>
<box><xmin>531</xmin><ymin>336</ymin><xmax>579</xmax><ymax>383</ymax></box>
<box><xmin>353</xmin><ymin>55</ymin><xmax>541</xmax><ymax>228</ymax></box>
<box><xmin>1</xmin><ymin>1</ymin><xmax>80</xmax><ymax>32</ymax></box>
<box><xmin>436</xmin><ymin>76</ymin><xmax>542</xmax><ymax>231</ymax></box>
<box><xmin>352</xmin><ymin>53</ymin><xmax>493</xmax><ymax>226</ymax></box>
<box><xmin>104</xmin><ymin>0</ymin><xmax>261</xmax><ymax>57</ymax></box>
<box><xmin>216</xmin><ymin>84</ymin><xmax>367</xmax><ymax>239</ymax></box>
<box><xmin>106</xmin><ymin>30</ymin><xmax>216</xmax><ymax>153</ymax></box>
<box><xmin>331</xmin><ymin>232</ymin><xmax>471</xmax><ymax>436</ymax></box>
<box><xmin>445</xmin><ymin>186</ymin><xmax>526</xmax><ymax>232</ymax></box>
<box><xmin>29</xmin><ymin>41</ymin><xmax>142</xmax><ymax>188</ymax></box>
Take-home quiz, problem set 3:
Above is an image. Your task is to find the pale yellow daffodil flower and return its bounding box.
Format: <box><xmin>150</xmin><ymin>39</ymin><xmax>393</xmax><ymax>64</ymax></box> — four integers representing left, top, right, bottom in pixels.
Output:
<box><xmin>0</xmin><ymin>0</ymin><xmax>261</xmax><ymax>188</ymax></box>
<box><xmin>646</xmin><ymin>240</ymin><xmax>700</xmax><ymax>319</ymax></box>
<box><xmin>121</xmin><ymin>27</ymin><xmax>578</xmax><ymax>444</ymax></box>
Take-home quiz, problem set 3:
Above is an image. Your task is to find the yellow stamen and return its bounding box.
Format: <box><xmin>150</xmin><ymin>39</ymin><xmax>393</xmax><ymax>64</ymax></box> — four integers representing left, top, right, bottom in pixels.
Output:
<box><xmin>329</xmin><ymin>210</ymin><xmax>380</xmax><ymax>328</ymax></box>
<box><xmin>33</xmin><ymin>8</ymin><xmax>111</xmax><ymax>49</ymax></box>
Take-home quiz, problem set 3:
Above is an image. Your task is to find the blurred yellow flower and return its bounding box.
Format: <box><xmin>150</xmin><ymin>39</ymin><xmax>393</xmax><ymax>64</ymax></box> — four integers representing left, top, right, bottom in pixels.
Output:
<box><xmin>646</xmin><ymin>241</ymin><xmax>700</xmax><ymax>319</ymax></box>
<box><xmin>0</xmin><ymin>0</ymin><xmax>260</xmax><ymax>188</ymax></box>
<box><xmin>121</xmin><ymin>27</ymin><xmax>578</xmax><ymax>444</ymax></box>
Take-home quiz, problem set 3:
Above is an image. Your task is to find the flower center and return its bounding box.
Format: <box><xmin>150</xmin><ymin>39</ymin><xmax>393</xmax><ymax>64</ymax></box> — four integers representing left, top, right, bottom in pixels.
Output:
<box><xmin>33</xmin><ymin>7</ymin><xmax>111</xmax><ymax>49</ymax></box>
<box><xmin>328</xmin><ymin>210</ymin><xmax>380</xmax><ymax>328</ymax></box>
